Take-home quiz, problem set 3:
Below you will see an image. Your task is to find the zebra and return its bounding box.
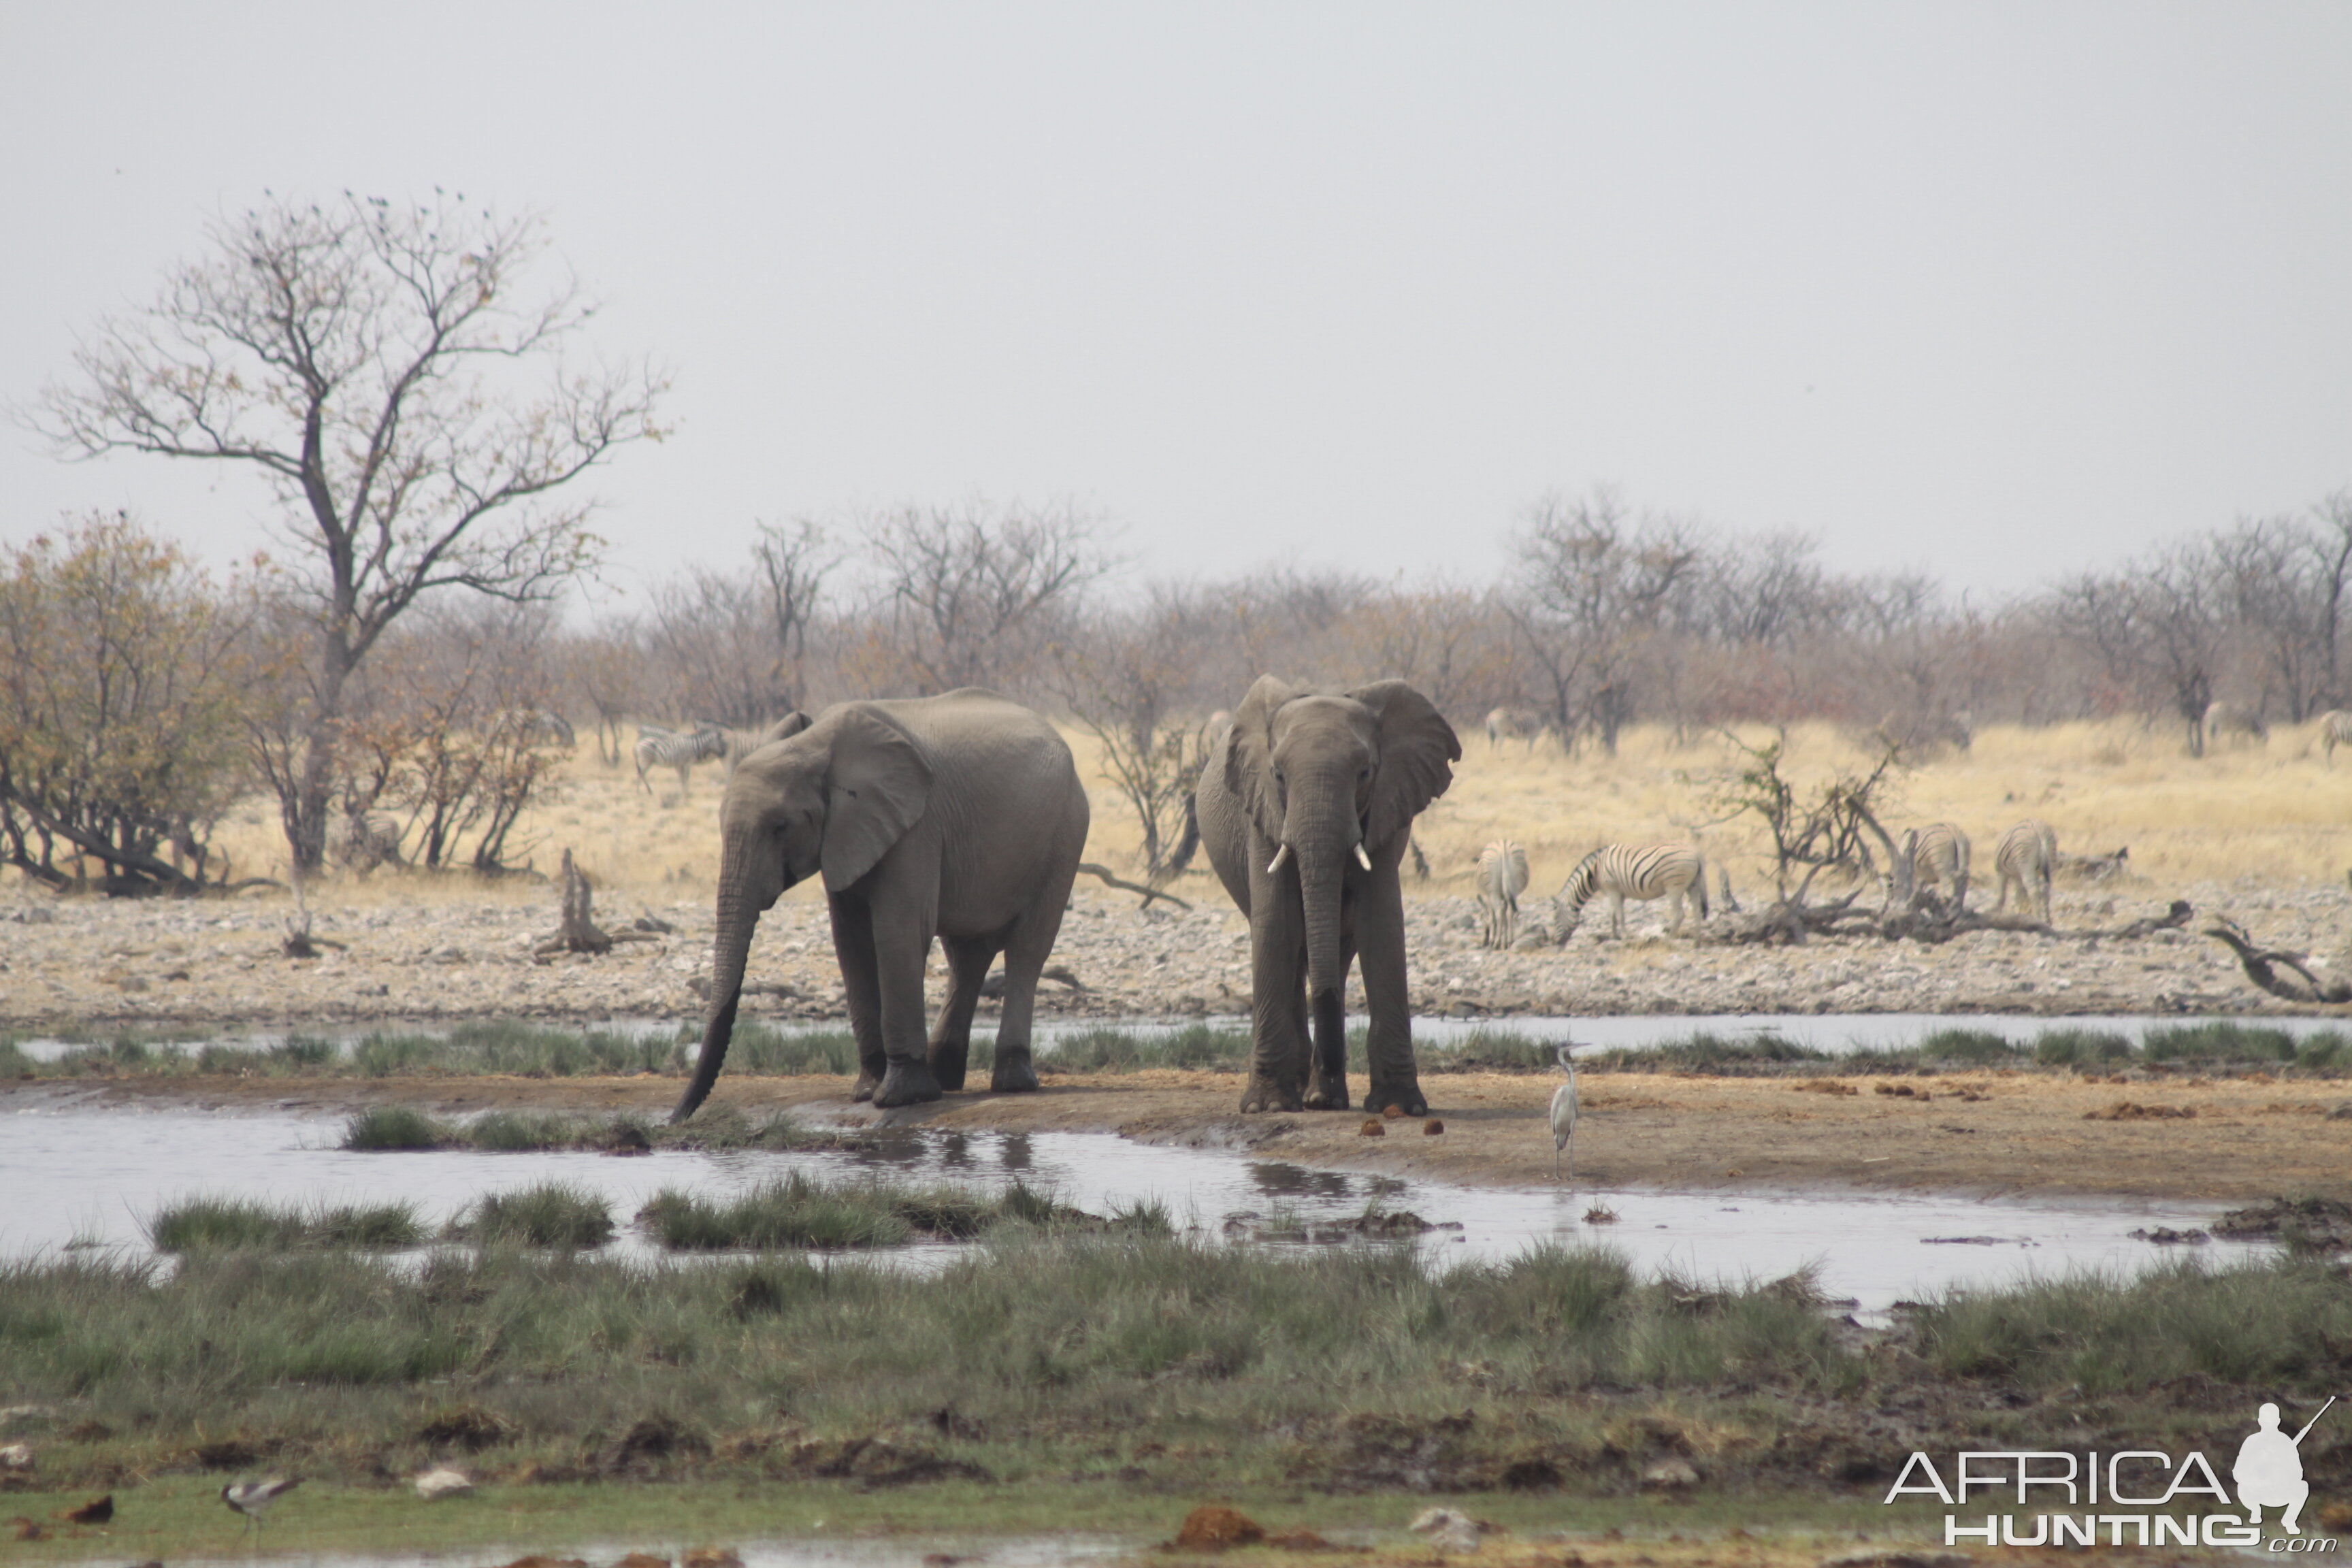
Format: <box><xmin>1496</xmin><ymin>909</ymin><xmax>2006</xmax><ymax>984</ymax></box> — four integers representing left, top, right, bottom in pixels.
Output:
<box><xmin>633</xmin><ymin>723</ymin><xmax>725</xmax><ymax>795</ymax></box>
<box><xmin>1992</xmin><ymin>819</ymin><xmax>2059</xmax><ymax>924</ymax></box>
<box><xmin>1551</xmin><ymin>843</ymin><xmax>1709</xmax><ymax>939</ymax></box>
<box><xmin>1474</xmin><ymin>840</ymin><xmax>1531</xmax><ymax>949</ymax></box>
<box><xmin>1484</xmin><ymin>706</ymin><xmax>1545</xmax><ymax>753</ymax></box>
<box><xmin>2318</xmin><ymin>710</ymin><xmax>2352</xmax><ymax>767</ymax></box>
<box><xmin>716</xmin><ymin>712</ymin><xmax>815</xmax><ymax>781</ymax></box>
<box><xmin>2202</xmin><ymin>700</ymin><xmax>2269</xmax><ymax>751</ymax></box>
<box><xmin>1894</xmin><ymin>822</ymin><xmax>1971</xmax><ymax>911</ymax></box>
<box><xmin>326</xmin><ymin>808</ymin><xmax>405</xmax><ymax>877</ymax></box>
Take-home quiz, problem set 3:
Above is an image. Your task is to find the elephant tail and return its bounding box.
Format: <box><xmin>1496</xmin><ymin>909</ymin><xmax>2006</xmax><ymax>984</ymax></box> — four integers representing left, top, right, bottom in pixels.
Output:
<box><xmin>1166</xmin><ymin>792</ymin><xmax>1200</xmax><ymax>875</ymax></box>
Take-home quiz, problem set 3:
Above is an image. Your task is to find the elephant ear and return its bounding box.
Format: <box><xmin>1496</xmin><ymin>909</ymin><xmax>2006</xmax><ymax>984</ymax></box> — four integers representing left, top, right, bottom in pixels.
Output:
<box><xmin>1225</xmin><ymin>674</ymin><xmax>1297</xmax><ymax>844</ymax></box>
<box><xmin>1350</xmin><ymin>680</ymin><xmax>1460</xmax><ymax>851</ymax></box>
<box><xmin>819</xmin><ymin>706</ymin><xmax>934</xmax><ymax>893</ymax></box>
<box><xmin>759</xmin><ymin>711</ymin><xmax>813</xmax><ymax>747</ymax></box>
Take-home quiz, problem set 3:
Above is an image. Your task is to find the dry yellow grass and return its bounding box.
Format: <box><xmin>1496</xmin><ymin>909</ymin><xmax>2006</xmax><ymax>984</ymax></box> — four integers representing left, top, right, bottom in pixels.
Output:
<box><xmin>116</xmin><ymin>713</ymin><xmax>2352</xmax><ymax>918</ymax></box>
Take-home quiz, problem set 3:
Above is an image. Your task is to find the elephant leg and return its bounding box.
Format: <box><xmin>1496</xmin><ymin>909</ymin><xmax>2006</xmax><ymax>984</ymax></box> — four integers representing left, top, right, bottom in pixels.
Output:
<box><xmin>928</xmin><ymin>934</ymin><xmax>997</xmax><ymax>1092</ymax></box>
<box><xmin>1304</xmin><ymin>906</ymin><xmax>1356</xmax><ymax>1111</ymax></box>
<box><xmin>1356</xmin><ymin>855</ymin><xmax>1427</xmax><ymax>1117</ymax></box>
<box><xmin>829</xmin><ymin>892</ymin><xmax>888</xmax><ymax>1102</ymax></box>
<box><xmin>1240</xmin><ymin>897</ymin><xmax>1307</xmax><ymax>1113</ymax></box>
<box><xmin>990</xmin><ymin>887</ymin><xmax>1069</xmax><ymax>1094</ymax></box>
<box><xmin>868</xmin><ymin>883</ymin><xmax>943</xmax><ymax>1109</ymax></box>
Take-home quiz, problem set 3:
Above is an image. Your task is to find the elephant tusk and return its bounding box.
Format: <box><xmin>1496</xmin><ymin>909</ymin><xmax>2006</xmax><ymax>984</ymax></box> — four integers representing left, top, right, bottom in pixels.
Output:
<box><xmin>1354</xmin><ymin>843</ymin><xmax>1373</xmax><ymax>870</ymax></box>
<box><xmin>1266</xmin><ymin>844</ymin><xmax>1291</xmax><ymax>875</ymax></box>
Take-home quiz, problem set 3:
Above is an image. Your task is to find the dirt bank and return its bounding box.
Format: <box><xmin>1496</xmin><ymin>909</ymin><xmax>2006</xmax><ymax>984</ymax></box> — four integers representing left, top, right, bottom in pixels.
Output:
<box><xmin>45</xmin><ymin>1056</ymin><xmax>2352</xmax><ymax>1204</ymax></box>
<box><xmin>3</xmin><ymin>873</ymin><xmax>2348</xmax><ymax>1030</ymax></box>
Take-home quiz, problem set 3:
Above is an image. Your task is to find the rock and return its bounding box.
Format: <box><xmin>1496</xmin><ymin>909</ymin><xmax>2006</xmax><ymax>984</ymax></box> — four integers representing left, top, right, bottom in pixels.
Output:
<box><xmin>1171</xmin><ymin>1505</ymin><xmax>1265</xmax><ymax>1550</ymax></box>
<box><xmin>1407</xmin><ymin>1507</ymin><xmax>1499</xmax><ymax>1552</ymax></box>
<box><xmin>0</xmin><ymin>1443</ymin><xmax>31</xmax><ymax>1471</ymax></box>
<box><xmin>1640</xmin><ymin>1457</ymin><xmax>1699</xmax><ymax>1488</ymax></box>
<box><xmin>414</xmin><ymin>1465</ymin><xmax>474</xmax><ymax>1500</ymax></box>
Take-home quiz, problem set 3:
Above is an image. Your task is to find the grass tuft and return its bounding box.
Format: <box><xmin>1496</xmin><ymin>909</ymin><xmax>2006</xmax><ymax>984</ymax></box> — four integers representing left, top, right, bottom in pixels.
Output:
<box><xmin>148</xmin><ymin>1196</ymin><xmax>426</xmax><ymax>1252</ymax></box>
<box><xmin>448</xmin><ymin>1182</ymin><xmax>615</xmax><ymax>1248</ymax></box>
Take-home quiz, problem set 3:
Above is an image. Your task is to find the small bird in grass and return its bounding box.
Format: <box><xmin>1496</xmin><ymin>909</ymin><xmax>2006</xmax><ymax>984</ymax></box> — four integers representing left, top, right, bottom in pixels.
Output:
<box><xmin>220</xmin><ymin>1477</ymin><xmax>299</xmax><ymax>1540</ymax></box>
<box><xmin>1550</xmin><ymin>1041</ymin><xmax>1581</xmax><ymax>1182</ymax></box>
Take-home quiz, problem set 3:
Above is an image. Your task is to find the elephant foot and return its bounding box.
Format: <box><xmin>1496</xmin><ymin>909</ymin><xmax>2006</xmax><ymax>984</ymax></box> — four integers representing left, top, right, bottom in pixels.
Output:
<box><xmin>1363</xmin><ymin>1081</ymin><xmax>1428</xmax><ymax>1117</ymax></box>
<box><xmin>872</xmin><ymin>1060</ymin><xmax>944</xmax><ymax>1109</ymax></box>
<box><xmin>1239</xmin><ymin>1077</ymin><xmax>1304</xmax><ymax>1113</ymax></box>
<box><xmin>851</xmin><ymin>1071</ymin><xmax>881</xmax><ymax>1103</ymax></box>
<box><xmin>1303</xmin><ymin>1077</ymin><xmax>1352</xmax><ymax>1111</ymax></box>
<box><xmin>928</xmin><ymin>1040</ymin><xmax>970</xmax><ymax>1093</ymax></box>
<box><xmin>990</xmin><ymin>1045</ymin><xmax>1040</xmax><ymax>1094</ymax></box>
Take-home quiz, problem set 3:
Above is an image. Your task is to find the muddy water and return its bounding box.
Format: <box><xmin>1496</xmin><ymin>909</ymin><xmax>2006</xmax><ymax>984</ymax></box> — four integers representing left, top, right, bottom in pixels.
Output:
<box><xmin>2</xmin><ymin>1098</ymin><xmax>2263</xmax><ymax>1313</ymax></box>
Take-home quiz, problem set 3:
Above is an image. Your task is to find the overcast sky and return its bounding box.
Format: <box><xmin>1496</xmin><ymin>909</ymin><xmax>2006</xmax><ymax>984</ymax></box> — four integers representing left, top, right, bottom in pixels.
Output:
<box><xmin>3</xmin><ymin>3</ymin><xmax>2347</xmax><ymax>608</ymax></box>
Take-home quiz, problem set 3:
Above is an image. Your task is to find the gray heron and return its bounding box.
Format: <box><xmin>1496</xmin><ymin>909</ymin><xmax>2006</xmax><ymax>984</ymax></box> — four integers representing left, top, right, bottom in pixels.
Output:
<box><xmin>1550</xmin><ymin>1041</ymin><xmax>1581</xmax><ymax>1181</ymax></box>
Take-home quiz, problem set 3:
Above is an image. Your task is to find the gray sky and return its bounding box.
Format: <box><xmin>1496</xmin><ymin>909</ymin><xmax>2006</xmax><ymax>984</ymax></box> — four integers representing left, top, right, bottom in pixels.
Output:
<box><xmin>4</xmin><ymin>3</ymin><xmax>2348</xmax><ymax>606</ymax></box>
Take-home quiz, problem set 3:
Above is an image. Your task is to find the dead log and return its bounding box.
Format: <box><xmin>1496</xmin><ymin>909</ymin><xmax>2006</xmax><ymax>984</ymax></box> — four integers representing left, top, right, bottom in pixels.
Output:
<box><xmin>534</xmin><ymin>849</ymin><xmax>660</xmax><ymax>956</ymax></box>
<box><xmin>1077</xmin><ymin>862</ymin><xmax>1192</xmax><ymax>912</ymax></box>
<box><xmin>2204</xmin><ymin>917</ymin><xmax>2352</xmax><ymax>1004</ymax></box>
<box><xmin>1713</xmin><ymin>889</ymin><xmax>1869</xmax><ymax>945</ymax></box>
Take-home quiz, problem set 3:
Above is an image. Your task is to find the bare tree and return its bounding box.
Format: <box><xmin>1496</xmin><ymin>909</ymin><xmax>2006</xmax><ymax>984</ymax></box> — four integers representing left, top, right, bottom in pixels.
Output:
<box><xmin>1505</xmin><ymin>487</ymin><xmax>1703</xmax><ymax>752</ymax></box>
<box><xmin>29</xmin><ymin>192</ymin><xmax>664</xmax><ymax>868</ymax></box>
<box><xmin>853</xmin><ymin>500</ymin><xmax>1114</xmax><ymax>695</ymax></box>
<box><xmin>751</xmin><ymin>519</ymin><xmax>835</xmax><ymax>710</ymax></box>
<box><xmin>1052</xmin><ymin>586</ymin><xmax>1220</xmax><ymax>874</ymax></box>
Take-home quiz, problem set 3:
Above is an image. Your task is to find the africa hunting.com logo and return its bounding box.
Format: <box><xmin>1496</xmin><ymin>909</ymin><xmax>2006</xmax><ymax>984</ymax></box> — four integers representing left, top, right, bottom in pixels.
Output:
<box><xmin>1883</xmin><ymin>1396</ymin><xmax>2338</xmax><ymax>1550</ymax></box>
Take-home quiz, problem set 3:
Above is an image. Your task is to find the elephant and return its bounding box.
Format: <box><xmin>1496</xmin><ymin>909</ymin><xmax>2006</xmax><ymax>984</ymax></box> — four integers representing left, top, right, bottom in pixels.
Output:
<box><xmin>1194</xmin><ymin>676</ymin><xmax>1460</xmax><ymax>1115</ymax></box>
<box><xmin>670</xmin><ymin>689</ymin><xmax>1090</xmax><ymax>1121</ymax></box>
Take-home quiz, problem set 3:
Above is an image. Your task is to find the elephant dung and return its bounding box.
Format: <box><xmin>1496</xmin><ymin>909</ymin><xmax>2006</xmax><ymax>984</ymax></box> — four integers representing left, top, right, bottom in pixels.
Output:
<box><xmin>1358</xmin><ymin>1118</ymin><xmax>1386</xmax><ymax>1137</ymax></box>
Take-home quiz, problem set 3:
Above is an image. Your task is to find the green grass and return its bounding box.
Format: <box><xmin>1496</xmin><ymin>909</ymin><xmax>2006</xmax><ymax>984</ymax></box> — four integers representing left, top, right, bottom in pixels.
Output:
<box><xmin>340</xmin><ymin>1103</ymin><xmax>811</xmax><ymax>1152</ymax></box>
<box><xmin>445</xmin><ymin>1182</ymin><xmax>615</xmax><ymax>1248</ymax></box>
<box><xmin>146</xmin><ymin>1196</ymin><xmax>427</xmax><ymax>1252</ymax></box>
<box><xmin>636</xmin><ymin>1175</ymin><xmax>1094</xmax><ymax>1250</ymax></box>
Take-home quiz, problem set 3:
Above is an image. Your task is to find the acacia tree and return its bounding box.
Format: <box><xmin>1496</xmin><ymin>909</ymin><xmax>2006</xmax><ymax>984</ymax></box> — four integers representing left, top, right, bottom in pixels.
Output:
<box><xmin>31</xmin><ymin>192</ymin><xmax>664</xmax><ymax>868</ymax></box>
<box><xmin>853</xmin><ymin>500</ymin><xmax>1113</xmax><ymax>696</ymax></box>
<box><xmin>1052</xmin><ymin>587</ymin><xmax>1221</xmax><ymax>874</ymax></box>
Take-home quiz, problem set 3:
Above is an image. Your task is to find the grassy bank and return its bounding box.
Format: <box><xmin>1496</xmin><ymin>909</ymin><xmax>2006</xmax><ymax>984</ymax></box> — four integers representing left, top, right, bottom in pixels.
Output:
<box><xmin>9</xmin><ymin>1016</ymin><xmax>2351</xmax><ymax>1084</ymax></box>
<box><xmin>3</xmin><ymin>1234</ymin><xmax>2347</xmax><ymax>1514</ymax></box>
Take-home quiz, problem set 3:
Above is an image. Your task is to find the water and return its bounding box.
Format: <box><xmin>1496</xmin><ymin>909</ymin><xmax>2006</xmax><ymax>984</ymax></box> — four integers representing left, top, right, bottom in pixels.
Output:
<box><xmin>18</xmin><ymin>1009</ymin><xmax>2346</xmax><ymax>1063</ymax></box>
<box><xmin>1</xmin><ymin>1096</ymin><xmax>2261</xmax><ymax>1316</ymax></box>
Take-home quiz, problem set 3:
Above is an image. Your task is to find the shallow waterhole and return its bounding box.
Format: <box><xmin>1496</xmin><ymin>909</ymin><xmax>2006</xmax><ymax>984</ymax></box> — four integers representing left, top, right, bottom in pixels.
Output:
<box><xmin>1</xmin><ymin>1097</ymin><xmax>2263</xmax><ymax>1318</ymax></box>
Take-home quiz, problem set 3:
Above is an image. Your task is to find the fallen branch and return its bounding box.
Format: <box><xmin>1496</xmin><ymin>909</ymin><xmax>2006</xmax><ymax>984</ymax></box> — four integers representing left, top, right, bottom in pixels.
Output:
<box><xmin>534</xmin><ymin>849</ymin><xmax>660</xmax><ymax>956</ymax></box>
<box><xmin>1077</xmin><ymin>862</ymin><xmax>1192</xmax><ymax>911</ymax></box>
<box><xmin>2204</xmin><ymin>917</ymin><xmax>2352</xmax><ymax>1004</ymax></box>
<box><xmin>1712</xmin><ymin>888</ymin><xmax>1869</xmax><ymax>945</ymax></box>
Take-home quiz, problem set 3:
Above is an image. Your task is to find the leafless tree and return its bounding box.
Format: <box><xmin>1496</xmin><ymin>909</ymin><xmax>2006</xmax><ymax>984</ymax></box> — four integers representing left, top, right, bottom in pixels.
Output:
<box><xmin>851</xmin><ymin>500</ymin><xmax>1115</xmax><ymax>696</ymax></box>
<box><xmin>28</xmin><ymin>192</ymin><xmax>664</xmax><ymax>868</ymax></box>
<box><xmin>1504</xmin><ymin>487</ymin><xmax>1703</xmax><ymax>752</ymax></box>
<box><xmin>751</xmin><ymin>519</ymin><xmax>836</xmax><ymax>710</ymax></box>
<box><xmin>1052</xmin><ymin>586</ymin><xmax>1222</xmax><ymax>874</ymax></box>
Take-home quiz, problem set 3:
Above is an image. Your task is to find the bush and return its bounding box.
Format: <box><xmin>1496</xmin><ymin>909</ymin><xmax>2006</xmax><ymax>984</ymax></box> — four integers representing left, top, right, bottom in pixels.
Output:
<box><xmin>342</xmin><ymin>1105</ymin><xmax>451</xmax><ymax>1150</ymax></box>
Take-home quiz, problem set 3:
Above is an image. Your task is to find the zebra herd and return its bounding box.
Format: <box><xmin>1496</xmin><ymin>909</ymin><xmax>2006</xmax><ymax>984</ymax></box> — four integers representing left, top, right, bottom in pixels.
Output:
<box><xmin>1472</xmin><ymin>817</ymin><xmax>2065</xmax><ymax>949</ymax></box>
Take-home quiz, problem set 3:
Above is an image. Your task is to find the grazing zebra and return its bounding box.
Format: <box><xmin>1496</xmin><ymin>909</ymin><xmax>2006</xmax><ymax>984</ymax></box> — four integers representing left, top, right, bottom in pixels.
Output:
<box><xmin>633</xmin><ymin>724</ymin><xmax>725</xmax><ymax>795</ymax></box>
<box><xmin>2202</xmin><ymin>700</ymin><xmax>2269</xmax><ymax>751</ymax></box>
<box><xmin>1552</xmin><ymin>843</ymin><xmax>1709</xmax><ymax>938</ymax></box>
<box><xmin>327</xmin><ymin>808</ymin><xmax>404</xmax><ymax>876</ymax></box>
<box><xmin>1484</xmin><ymin>706</ymin><xmax>1545</xmax><ymax>753</ymax></box>
<box><xmin>1992</xmin><ymin>819</ymin><xmax>2059</xmax><ymax>924</ymax></box>
<box><xmin>498</xmin><ymin>707</ymin><xmax>574</xmax><ymax>749</ymax></box>
<box><xmin>1474</xmin><ymin>839</ymin><xmax>1531</xmax><ymax>949</ymax></box>
<box><xmin>2319</xmin><ymin>710</ymin><xmax>2352</xmax><ymax>767</ymax></box>
<box><xmin>1895</xmin><ymin>822</ymin><xmax>1972</xmax><ymax>910</ymax></box>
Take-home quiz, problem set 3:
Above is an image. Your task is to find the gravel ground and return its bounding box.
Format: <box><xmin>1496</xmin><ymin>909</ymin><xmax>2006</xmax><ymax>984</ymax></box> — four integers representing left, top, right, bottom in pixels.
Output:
<box><xmin>2</xmin><ymin>871</ymin><xmax>2346</xmax><ymax>1030</ymax></box>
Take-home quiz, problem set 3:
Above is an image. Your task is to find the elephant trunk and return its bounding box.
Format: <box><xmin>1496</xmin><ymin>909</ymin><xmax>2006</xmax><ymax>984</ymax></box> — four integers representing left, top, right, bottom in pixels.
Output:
<box><xmin>671</xmin><ymin>857</ymin><xmax>762</xmax><ymax>1123</ymax></box>
<box><xmin>1294</xmin><ymin>825</ymin><xmax>1352</xmax><ymax>1087</ymax></box>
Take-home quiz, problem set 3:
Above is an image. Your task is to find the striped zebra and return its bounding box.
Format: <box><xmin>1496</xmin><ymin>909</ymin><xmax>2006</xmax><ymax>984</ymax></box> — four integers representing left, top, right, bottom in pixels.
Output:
<box><xmin>715</xmin><ymin>712</ymin><xmax>815</xmax><ymax>781</ymax></box>
<box><xmin>1895</xmin><ymin>822</ymin><xmax>1972</xmax><ymax>910</ymax></box>
<box><xmin>2201</xmin><ymin>700</ymin><xmax>2268</xmax><ymax>751</ymax></box>
<box><xmin>633</xmin><ymin>723</ymin><xmax>725</xmax><ymax>795</ymax></box>
<box><xmin>2318</xmin><ymin>710</ymin><xmax>2352</xmax><ymax>767</ymax></box>
<box><xmin>327</xmin><ymin>808</ymin><xmax>405</xmax><ymax>877</ymax></box>
<box><xmin>1551</xmin><ymin>843</ymin><xmax>1709</xmax><ymax>939</ymax></box>
<box><xmin>1992</xmin><ymin>819</ymin><xmax>2059</xmax><ymax>924</ymax></box>
<box><xmin>1484</xmin><ymin>706</ymin><xmax>1545</xmax><ymax>753</ymax></box>
<box><xmin>1474</xmin><ymin>839</ymin><xmax>1531</xmax><ymax>949</ymax></box>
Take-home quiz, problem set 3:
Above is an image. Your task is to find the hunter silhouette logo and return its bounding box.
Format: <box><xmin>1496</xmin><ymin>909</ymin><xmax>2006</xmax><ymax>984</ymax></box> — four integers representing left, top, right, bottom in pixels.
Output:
<box><xmin>2238</xmin><ymin>1396</ymin><xmax>2334</xmax><ymax>1535</ymax></box>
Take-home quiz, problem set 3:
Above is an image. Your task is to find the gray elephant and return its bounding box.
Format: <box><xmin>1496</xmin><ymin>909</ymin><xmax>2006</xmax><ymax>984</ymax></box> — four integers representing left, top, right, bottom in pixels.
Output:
<box><xmin>671</xmin><ymin>690</ymin><xmax>1090</xmax><ymax>1120</ymax></box>
<box><xmin>1194</xmin><ymin>676</ymin><xmax>1460</xmax><ymax>1115</ymax></box>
